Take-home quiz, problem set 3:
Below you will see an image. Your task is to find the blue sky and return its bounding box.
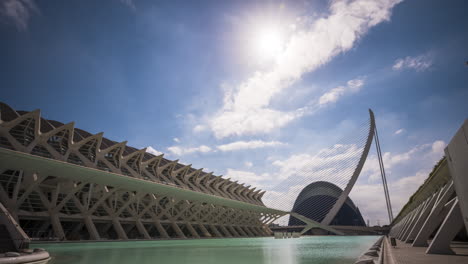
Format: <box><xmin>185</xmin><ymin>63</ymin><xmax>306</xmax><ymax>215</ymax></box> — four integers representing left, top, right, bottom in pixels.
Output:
<box><xmin>1</xmin><ymin>0</ymin><xmax>467</xmax><ymax>225</ymax></box>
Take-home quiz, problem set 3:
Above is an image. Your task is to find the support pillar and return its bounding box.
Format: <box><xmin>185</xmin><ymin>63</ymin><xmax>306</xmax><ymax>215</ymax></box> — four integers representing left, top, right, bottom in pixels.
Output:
<box><xmin>402</xmin><ymin>203</ymin><xmax>425</xmax><ymax>242</ymax></box>
<box><xmin>426</xmin><ymin>199</ymin><xmax>464</xmax><ymax>254</ymax></box>
<box><xmin>198</xmin><ymin>224</ymin><xmax>212</xmax><ymax>237</ymax></box>
<box><xmin>112</xmin><ymin>218</ymin><xmax>128</xmax><ymax>240</ymax></box>
<box><xmin>171</xmin><ymin>222</ymin><xmax>186</xmax><ymax>239</ymax></box>
<box><xmin>209</xmin><ymin>225</ymin><xmax>223</xmax><ymax>237</ymax></box>
<box><xmin>153</xmin><ymin>220</ymin><xmax>169</xmax><ymax>239</ymax></box>
<box><xmin>396</xmin><ymin>215</ymin><xmax>410</xmax><ymax>239</ymax></box>
<box><xmin>399</xmin><ymin>210</ymin><xmax>417</xmax><ymax>240</ymax></box>
<box><xmin>235</xmin><ymin>226</ymin><xmax>248</xmax><ymax>237</ymax></box>
<box><xmin>219</xmin><ymin>225</ymin><xmax>232</xmax><ymax>237</ymax></box>
<box><xmin>247</xmin><ymin>226</ymin><xmax>260</xmax><ymax>236</ymax></box>
<box><xmin>228</xmin><ymin>226</ymin><xmax>240</xmax><ymax>237</ymax></box>
<box><xmin>84</xmin><ymin>215</ymin><xmax>100</xmax><ymax>240</ymax></box>
<box><xmin>263</xmin><ymin>225</ymin><xmax>273</xmax><ymax>236</ymax></box>
<box><xmin>413</xmin><ymin>182</ymin><xmax>455</xmax><ymax>247</ymax></box>
<box><xmin>405</xmin><ymin>193</ymin><xmax>437</xmax><ymax>243</ymax></box>
<box><xmin>135</xmin><ymin>220</ymin><xmax>151</xmax><ymax>239</ymax></box>
<box><xmin>50</xmin><ymin>214</ymin><xmax>65</xmax><ymax>241</ymax></box>
<box><xmin>185</xmin><ymin>222</ymin><xmax>200</xmax><ymax>238</ymax></box>
<box><xmin>256</xmin><ymin>226</ymin><xmax>269</xmax><ymax>236</ymax></box>
<box><xmin>242</xmin><ymin>226</ymin><xmax>254</xmax><ymax>237</ymax></box>
<box><xmin>252</xmin><ymin>227</ymin><xmax>264</xmax><ymax>236</ymax></box>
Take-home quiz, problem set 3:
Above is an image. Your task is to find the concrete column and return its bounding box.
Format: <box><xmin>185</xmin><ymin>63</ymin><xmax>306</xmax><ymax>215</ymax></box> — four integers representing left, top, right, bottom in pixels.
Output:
<box><xmin>135</xmin><ymin>220</ymin><xmax>151</xmax><ymax>239</ymax></box>
<box><xmin>242</xmin><ymin>226</ymin><xmax>254</xmax><ymax>237</ymax></box>
<box><xmin>84</xmin><ymin>215</ymin><xmax>101</xmax><ymax>240</ymax></box>
<box><xmin>262</xmin><ymin>225</ymin><xmax>273</xmax><ymax>236</ymax></box>
<box><xmin>219</xmin><ymin>225</ymin><xmax>233</xmax><ymax>237</ymax></box>
<box><xmin>398</xmin><ymin>212</ymin><xmax>414</xmax><ymax>240</ymax></box>
<box><xmin>227</xmin><ymin>225</ymin><xmax>240</xmax><ymax>237</ymax></box>
<box><xmin>402</xmin><ymin>203</ymin><xmax>425</xmax><ymax>242</ymax></box>
<box><xmin>396</xmin><ymin>214</ymin><xmax>410</xmax><ymax>239</ymax></box>
<box><xmin>153</xmin><ymin>220</ymin><xmax>169</xmax><ymax>239</ymax></box>
<box><xmin>185</xmin><ymin>222</ymin><xmax>200</xmax><ymax>238</ymax></box>
<box><xmin>413</xmin><ymin>183</ymin><xmax>455</xmax><ymax>247</ymax></box>
<box><xmin>50</xmin><ymin>214</ymin><xmax>66</xmax><ymax>240</ymax></box>
<box><xmin>247</xmin><ymin>226</ymin><xmax>260</xmax><ymax>236</ymax></box>
<box><xmin>171</xmin><ymin>222</ymin><xmax>186</xmax><ymax>239</ymax></box>
<box><xmin>198</xmin><ymin>224</ymin><xmax>212</xmax><ymax>237</ymax></box>
<box><xmin>405</xmin><ymin>193</ymin><xmax>438</xmax><ymax>243</ymax></box>
<box><xmin>426</xmin><ymin>199</ymin><xmax>464</xmax><ymax>255</ymax></box>
<box><xmin>417</xmin><ymin>198</ymin><xmax>456</xmax><ymax>247</ymax></box>
<box><xmin>445</xmin><ymin>120</ymin><xmax>468</xmax><ymax>234</ymax></box>
<box><xmin>235</xmin><ymin>226</ymin><xmax>248</xmax><ymax>237</ymax></box>
<box><xmin>253</xmin><ymin>227</ymin><xmax>265</xmax><ymax>236</ymax></box>
<box><xmin>259</xmin><ymin>226</ymin><xmax>271</xmax><ymax>236</ymax></box>
<box><xmin>209</xmin><ymin>224</ymin><xmax>223</xmax><ymax>237</ymax></box>
<box><xmin>112</xmin><ymin>218</ymin><xmax>128</xmax><ymax>240</ymax></box>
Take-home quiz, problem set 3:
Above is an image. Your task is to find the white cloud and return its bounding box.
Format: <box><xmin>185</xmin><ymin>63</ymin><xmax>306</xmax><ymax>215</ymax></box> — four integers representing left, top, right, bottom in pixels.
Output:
<box><xmin>193</xmin><ymin>124</ymin><xmax>207</xmax><ymax>133</ymax></box>
<box><xmin>217</xmin><ymin>140</ymin><xmax>286</xmax><ymax>152</ymax></box>
<box><xmin>211</xmin><ymin>107</ymin><xmax>304</xmax><ymax>139</ymax></box>
<box><xmin>263</xmin><ymin>185</ymin><xmax>305</xmax><ymax>214</ymax></box>
<box><xmin>394</xmin><ymin>128</ymin><xmax>405</xmax><ymax>135</ymax></box>
<box><xmin>431</xmin><ymin>140</ymin><xmax>446</xmax><ymax>155</ymax></box>
<box><xmin>244</xmin><ymin>161</ymin><xmax>253</xmax><ymax>168</ymax></box>
<box><xmin>209</xmin><ymin>0</ymin><xmax>402</xmax><ymax>138</ymax></box>
<box><xmin>319</xmin><ymin>77</ymin><xmax>365</xmax><ymax>106</ymax></box>
<box><xmin>272</xmin><ymin>144</ymin><xmax>363</xmax><ymax>183</ymax></box>
<box><xmin>146</xmin><ymin>146</ymin><xmax>163</xmax><ymax>156</ymax></box>
<box><xmin>224</xmin><ymin>169</ymin><xmax>269</xmax><ymax>189</ymax></box>
<box><xmin>0</xmin><ymin>0</ymin><xmax>38</xmax><ymax>31</ymax></box>
<box><xmin>173</xmin><ymin>137</ymin><xmax>180</xmax><ymax>143</ymax></box>
<box><xmin>363</xmin><ymin>140</ymin><xmax>446</xmax><ymax>182</ymax></box>
<box><xmin>351</xmin><ymin>169</ymin><xmax>428</xmax><ymax>225</ymax></box>
<box><xmin>392</xmin><ymin>54</ymin><xmax>432</xmax><ymax>71</ymax></box>
<box><xmin>167</xmin><ymin>145</ymin><xmax>212</xmax><ymax>156</ymax></box>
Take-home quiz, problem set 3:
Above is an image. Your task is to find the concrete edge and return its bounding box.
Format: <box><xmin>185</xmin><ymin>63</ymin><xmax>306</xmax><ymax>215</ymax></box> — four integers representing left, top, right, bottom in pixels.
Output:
<box><xmin>383</xmin><ymin>236</ymin><xmax>397</xmax><ymax>264</ymax></box>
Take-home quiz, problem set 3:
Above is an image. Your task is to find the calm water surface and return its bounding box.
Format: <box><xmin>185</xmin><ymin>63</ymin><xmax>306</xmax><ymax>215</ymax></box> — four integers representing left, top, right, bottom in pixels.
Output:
<box><xmin>35</xmin><ymin>236</ymin><xmax>378</xmax><ymax>264</ymax></box>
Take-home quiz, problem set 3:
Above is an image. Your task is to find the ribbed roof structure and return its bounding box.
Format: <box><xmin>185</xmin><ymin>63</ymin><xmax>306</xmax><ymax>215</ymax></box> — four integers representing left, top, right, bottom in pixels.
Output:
<box><xmin>0</xmin><ymin>102</ymin><xmax>265</xmax><ymax>206</ymax></box>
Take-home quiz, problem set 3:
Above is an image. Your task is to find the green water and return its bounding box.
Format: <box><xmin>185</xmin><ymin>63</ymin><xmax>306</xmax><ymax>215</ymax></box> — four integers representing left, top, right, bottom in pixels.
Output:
<box><xmin>35</xmin><ymin>236</ymin><xmax>378</xmax><ymax>264</ymax></box>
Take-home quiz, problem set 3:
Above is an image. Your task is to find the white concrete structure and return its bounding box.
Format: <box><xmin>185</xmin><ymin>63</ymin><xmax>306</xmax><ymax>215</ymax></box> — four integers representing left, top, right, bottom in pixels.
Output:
<box><xmin>389</xmin><ymin>119</ymin><xmax>468</xmax><ymax>255</ymax></box>
<box><xmin>0</xmin><ymin>102</ymin><xmax>280</xmax><ymax>240</ymax></box>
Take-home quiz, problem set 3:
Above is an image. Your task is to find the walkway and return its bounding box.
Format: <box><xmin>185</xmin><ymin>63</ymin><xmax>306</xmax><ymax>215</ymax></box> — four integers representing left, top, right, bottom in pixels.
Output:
<box><xmin>385</xmin><ymin>237</ymin><xmax>468</xmax><ymax>264</ymax></box>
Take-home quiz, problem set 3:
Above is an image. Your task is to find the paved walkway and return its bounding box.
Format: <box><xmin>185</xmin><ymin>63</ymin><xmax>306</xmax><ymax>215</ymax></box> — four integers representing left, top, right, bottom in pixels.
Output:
<box><xmin>385</xmin><ymin>237</ymin><xmax>468</xmax><ymax>264</ymax></box>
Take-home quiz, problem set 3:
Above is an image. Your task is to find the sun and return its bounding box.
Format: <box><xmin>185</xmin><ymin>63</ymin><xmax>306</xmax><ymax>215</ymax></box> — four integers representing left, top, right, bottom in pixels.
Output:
<box><xmin>253</xmin><ymin>26</ymin><xmax>284</xmax><ymax>61</ymax></box>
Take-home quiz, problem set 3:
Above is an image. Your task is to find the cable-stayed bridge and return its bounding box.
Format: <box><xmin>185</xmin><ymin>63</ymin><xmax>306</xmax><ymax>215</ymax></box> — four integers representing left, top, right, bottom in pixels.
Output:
<box><xmin>265</xmin><ymin>109</ymin><xmax>393</xmax><ymax>235</ymax></box>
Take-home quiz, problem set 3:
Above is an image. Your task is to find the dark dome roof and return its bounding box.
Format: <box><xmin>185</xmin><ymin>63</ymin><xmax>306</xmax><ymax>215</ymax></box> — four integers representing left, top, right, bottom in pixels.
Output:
<box><xmin>289</xmin><ymin>181</ymin><xmax>366</xmax><ymax>226</ymax></box>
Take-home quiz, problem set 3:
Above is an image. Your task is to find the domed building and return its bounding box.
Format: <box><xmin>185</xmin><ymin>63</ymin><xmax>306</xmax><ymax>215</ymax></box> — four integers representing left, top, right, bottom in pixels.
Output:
<box><xmin>288</xmin><ymin>181</ymin><xmax>366</xmax><ymax>226</ymax></box>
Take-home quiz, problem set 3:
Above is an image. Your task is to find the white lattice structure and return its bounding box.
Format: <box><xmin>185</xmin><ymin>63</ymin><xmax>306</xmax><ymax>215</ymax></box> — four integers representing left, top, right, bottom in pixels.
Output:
<box><xmin>0</xmin><ymin>102</ymin><xmax>284</xmax><ymax>241</ymax></box>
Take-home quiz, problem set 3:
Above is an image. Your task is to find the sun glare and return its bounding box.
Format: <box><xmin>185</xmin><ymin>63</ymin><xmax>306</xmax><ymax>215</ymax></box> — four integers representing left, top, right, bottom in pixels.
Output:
<box><xmin>254</xmin><ymin>27</ymin><xmax>284</xmax><ymax>61</ymax></box>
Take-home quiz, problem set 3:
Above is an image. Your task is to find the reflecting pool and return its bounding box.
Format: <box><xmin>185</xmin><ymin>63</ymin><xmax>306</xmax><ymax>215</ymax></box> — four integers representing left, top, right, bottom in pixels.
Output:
<box><xmin>35</xmin><ymin>236</ymin><xmax>378</xmax><ymax>264</ymax></box>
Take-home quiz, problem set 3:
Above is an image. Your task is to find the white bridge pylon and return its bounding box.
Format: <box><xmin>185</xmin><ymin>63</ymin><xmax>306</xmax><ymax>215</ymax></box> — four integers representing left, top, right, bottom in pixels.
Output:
<box><xmin>285</xmin><ymin>109</ymin><xmax>393</xmax><ymax>235</ymax></box>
